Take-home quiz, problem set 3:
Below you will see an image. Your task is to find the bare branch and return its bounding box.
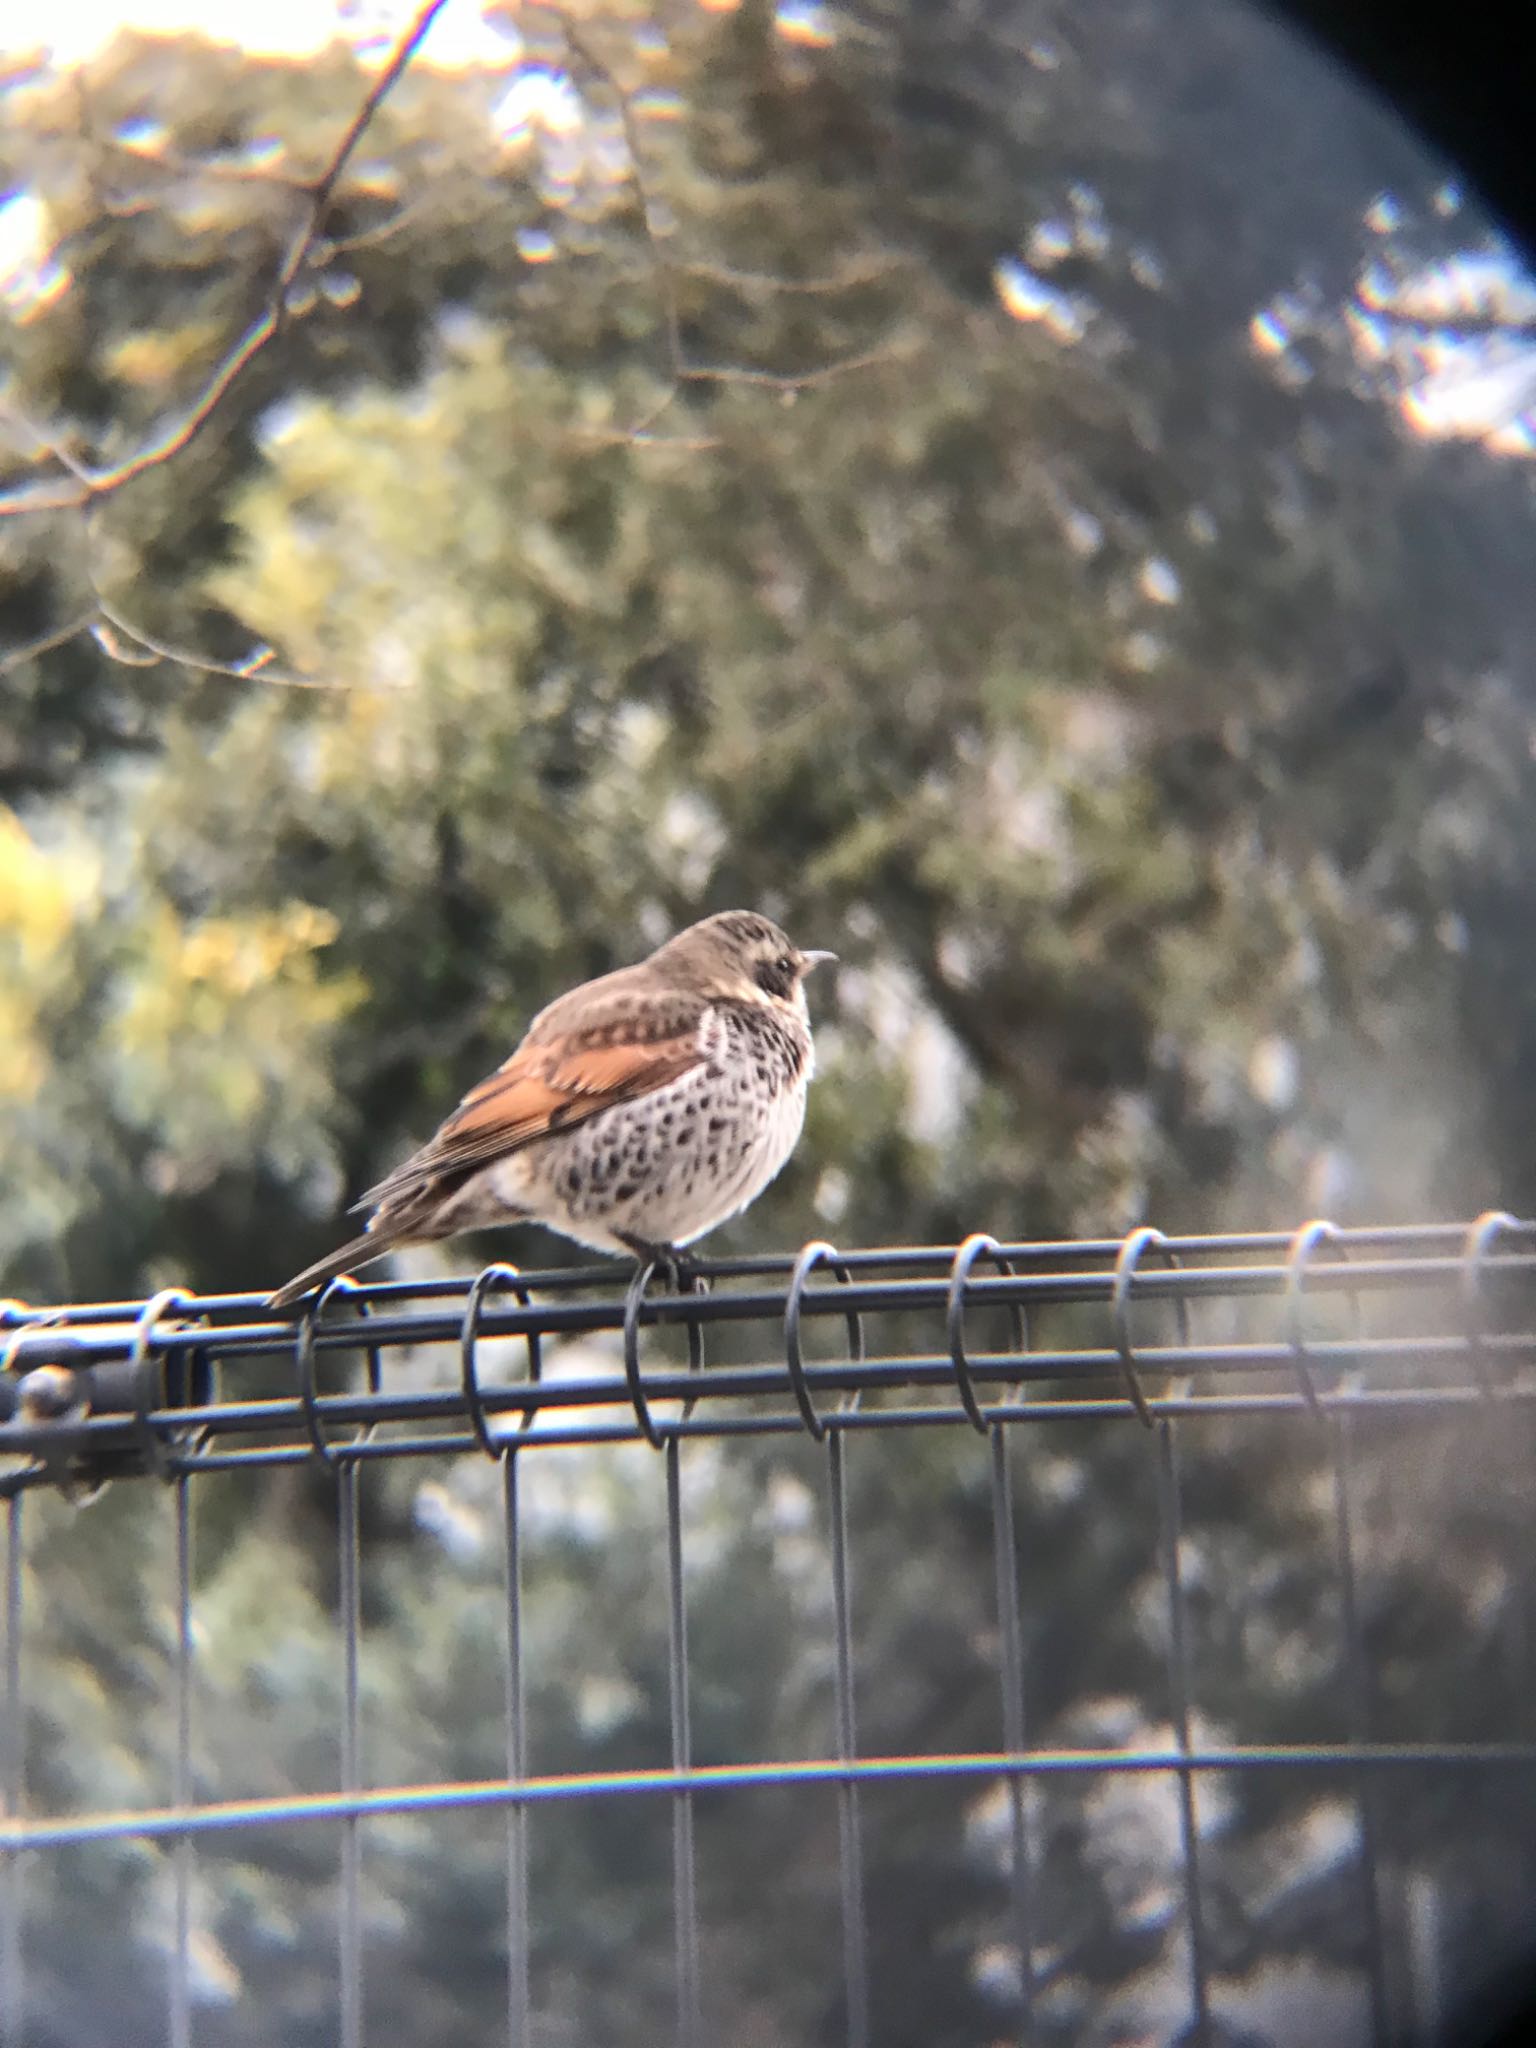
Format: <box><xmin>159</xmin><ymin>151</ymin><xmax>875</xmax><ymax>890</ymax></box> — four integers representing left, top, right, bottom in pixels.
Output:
<box><xmin>0</xmin><ymin>610</ymin><xmax>100</xmax><ymax>680</ymax></box>
<box><xmin>0</xmin><ymin>0</ymin><xmax>451</xmax><ymax>522</ymax></box>
<box><xmin>0</xmin><ymin>591</ymin><xmax>353</xmax><ymax>694</ymax></box>
<box><xmin>89</xmin><ymin>593</ymin><xmax>353</xmax><ymax>693</ymax></box>
<box><xmin>0</xmin><ymin>397</ymin><xmax>96</xmax><ymax>487</ymax></box>
<box><xmin>302</xmin><ymin>2</ymin><xmax>448</xmax><ymax>230</ymax></box>
<box><xmin>557</xmin><ymin>12</ymin><xmax>685</xmax><ymax>379</ymax></box>
<box><xmin>569</xmin><ymin>412</ymin><xmax>722</xmax><ymax>452</ymax></box>
<box><xmin>679</xmin><ymin>335</ymin><xmax>914</xmax><ymax>394</ymax></box>
<box><xmin>324</xmin><ymin>188</ymin><xmax>443</xmax><ymax>256</ymax></box>
<box><xmin>553</xmin><ymin>9</ymin><xmax>906</xmax><ymax>446</ymax></box>
<box><xmin>100</xmin><ymin>132</ymin><xmax>314</xmax><ymax>195</ymax></box>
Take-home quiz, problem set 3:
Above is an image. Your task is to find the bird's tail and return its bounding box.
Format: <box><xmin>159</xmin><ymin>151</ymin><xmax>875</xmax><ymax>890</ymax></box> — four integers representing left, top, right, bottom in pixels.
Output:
<box><xmin>267</xmin><ymin>1231</ymin><xmax>397</xmax><ymax>1310</ymax></box>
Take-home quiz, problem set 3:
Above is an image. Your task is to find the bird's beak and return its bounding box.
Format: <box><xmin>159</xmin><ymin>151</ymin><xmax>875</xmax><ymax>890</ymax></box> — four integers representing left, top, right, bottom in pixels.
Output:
<box><xmin>799</xmin><ymin>950</ymin><xmax>838</xmax><ymax>971</ymax></box>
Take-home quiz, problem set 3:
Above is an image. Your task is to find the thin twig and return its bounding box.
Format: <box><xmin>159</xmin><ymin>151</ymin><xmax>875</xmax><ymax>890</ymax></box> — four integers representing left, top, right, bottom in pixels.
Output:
<box><xmin>558</xmin><ymin>12</ymin><xmax>685</xmax><ymax>375</ymax></box>
<box><xmin>324</xmin><ymin>188</ymin><xmax>440</xmax><ymax>256</ymax></box>
<box><xmin>680</xmin><ymin>335</ymin><xmax>913</xmax><ymax>394</ymax></box>
<box><xmin>0</xmin><ymin>610</ymin><xmax>100</xmax><ymax>680</ymax></box>
<box><xmin>680</xmin><ymin>251</ymin><xmax>909</xmax><ymax>297</ymax></box>
<box><xmin>554</xmin><ymin>9</ymin><xmax>905</xmax><ymax>443</ymax></box>
<box><xmin>0</xmin><ymin>0</ymin><xmax>450</xmax><ymax>521</ymax></box>
<box><xmin>569</xmin><ymin>419</ymin><xmax>721</xmax><ymax>452</ymax></box>
<box><xmin>578</xmin><ymin>382</ymin><xmax>690</xmax><ymax>445</ymax></box>
<box><xmin>0</xmin><ymin>591</ymin><xmax>349</xmax><ymax>692</ymax></box>
<box><xmin>301</xmin><ymin>2</ymin><xmax>448</xmax><ymax>234</ymax></box>
<box><xmin>90</xmin><ymin>592</ymin><xmax>350</xmax><ymax>692</ymax></box>
<box><xmin>101</xmin><ymin>131</ymin><xmax>313</xmax><ymax>194</ymax></box>
<box><xmin>0</xmin><ymin>398</ymin><xmax>96</xmax><ymax>487</ymax></box>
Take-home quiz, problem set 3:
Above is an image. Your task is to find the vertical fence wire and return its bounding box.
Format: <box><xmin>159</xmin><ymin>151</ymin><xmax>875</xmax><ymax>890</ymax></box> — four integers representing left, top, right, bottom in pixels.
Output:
<box><xmin>989</xmin><ymin>1427</ymin><xmax>1035</xmax><ymax>2045</ymax></box>
<box><xmin>169</xmin><ymin>1477</ymin><xmax>193</xmax><ymax>2048</ymax></box>
<box><xmin>1501</xmin><ymin>1407</ymin><xmax>1534</xmax><ymax>1725</ymax></box>
<box><xmin>665</xmin><ymin>1436</ymin><xmax>700</xmax><ymax>2048</ymax></box>
<box><xmin>1</xmin><ymin>1495</ymin><xmax>22</xmax><ymax>2048</ymax></box>
<box><xmin>1516</xmin><ymin>1404</ymin><xmax>1536</xmax><ymax>2037</ymax></box>
<box><xmin>1519</xmin><ymin>1403</ymin><xmax>1536</xmax><ymax>1953</ymax></box>
<box><xmin>8</xmin><ymin>1227</ymin><xmax>1536</xmax><ymax>2047</ymax></box>
<box><xmin>1331</xmin><ymin>1411</ymin><xmax>1393</xmax><ymax>2048</ymax></box>
<box><xmin>828</xmin><ymin>1430</ymin><xmax>869</xmax><ymax>2048</ymax></box>
<box><xmin>338</xmin><ymin>1464</ymin><xmax>363</xmax><ymax>2048</ymax></box>
<box><xmin>502</xmin><ymin>1454</ymin><xmax>530</xmax><ymax>2048</ymax></box>
<box><xmin>1156</xmin><ymin>1418</ymin><xmax>1210</xmax><ymax>2047</ymax></box>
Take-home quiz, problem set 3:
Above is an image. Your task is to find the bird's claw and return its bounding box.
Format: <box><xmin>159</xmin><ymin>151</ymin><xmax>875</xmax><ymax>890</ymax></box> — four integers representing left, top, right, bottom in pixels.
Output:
<box><xmin>618</xmin><ymin>1235</ymin><xmax>701</xmax><ymax>1293</ymax></box>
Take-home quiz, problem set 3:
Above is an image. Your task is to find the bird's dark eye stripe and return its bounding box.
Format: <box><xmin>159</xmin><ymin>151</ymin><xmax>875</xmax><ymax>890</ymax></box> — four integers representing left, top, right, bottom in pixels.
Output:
<box><xmin>755</xmin><ymin>954</ymin><xmax>797</xmax><ymax>999</ymax></box>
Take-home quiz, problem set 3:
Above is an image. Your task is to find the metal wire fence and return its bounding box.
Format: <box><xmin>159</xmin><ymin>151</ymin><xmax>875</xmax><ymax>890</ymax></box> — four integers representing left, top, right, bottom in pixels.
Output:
<box><xmin>4</xmin><ymin>1215</ymin><xmax>1536</xmax><ymax>2047</ymax></box>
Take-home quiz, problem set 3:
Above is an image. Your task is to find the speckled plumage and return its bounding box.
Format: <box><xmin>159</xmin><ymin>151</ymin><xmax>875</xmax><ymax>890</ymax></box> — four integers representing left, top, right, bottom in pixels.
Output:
<box><xmin>433</xmin><ymin>999</ymin><xmax>813</xmax><ymax>1253</ymax></box>
<box><xmin>268</xmin><ymin>913</ymin><xmax>832</xmax><ymax>1304</ymax></box>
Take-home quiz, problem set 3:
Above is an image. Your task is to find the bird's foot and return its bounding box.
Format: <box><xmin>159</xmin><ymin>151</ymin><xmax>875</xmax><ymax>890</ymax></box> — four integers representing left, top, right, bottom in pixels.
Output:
<box><xmin>617</xmin><ymin>1234</ymin><xmax>701</xmax><ymax>1293</ymax></box>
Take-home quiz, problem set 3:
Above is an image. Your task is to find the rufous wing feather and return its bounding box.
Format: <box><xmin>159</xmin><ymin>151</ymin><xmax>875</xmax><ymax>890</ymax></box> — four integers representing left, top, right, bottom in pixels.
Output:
<box><xmin>355</xmin><ymin>1028</ymin><xmax>705</xmax><ymax>1215</ymax></box>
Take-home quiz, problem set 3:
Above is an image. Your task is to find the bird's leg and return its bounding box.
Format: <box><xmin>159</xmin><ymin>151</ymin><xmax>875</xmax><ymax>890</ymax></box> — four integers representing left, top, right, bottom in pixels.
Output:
<box><xmin>616</xmin><ymin>1232</ymin><xmax>700</xmax><ymax>1292</ymax></box>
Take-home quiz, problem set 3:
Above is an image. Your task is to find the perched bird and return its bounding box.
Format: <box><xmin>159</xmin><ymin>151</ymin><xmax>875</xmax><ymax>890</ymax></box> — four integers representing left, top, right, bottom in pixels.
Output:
<box><xmin>268</xmin><ymin>911</ymin><xmax>835</xmax><ymax>1306</ymax></box>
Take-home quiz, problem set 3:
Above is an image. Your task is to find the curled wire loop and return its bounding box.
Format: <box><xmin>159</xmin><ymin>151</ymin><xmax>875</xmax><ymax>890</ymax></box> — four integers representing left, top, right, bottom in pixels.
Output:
<box><xmin>945</xmin><ymin>1234</ymin><xmax>1026</xmax><ymax>1434</ymax></box>
<box><xmin>783</xmin><ymin>1241</ymin><xmax>865</xmax><ymax>1443</ymax></box>
<box><xmin>1460</xmin><ymin>1210</ymin><xmax>1525</xmax><ymax>1400</ymax></box>
<box><xmin>2</xmin><ymin>1305</ymin><xmax>62</xmax><ymax>1379</ymax></box>
<box><xmin>1</xmin><ymin>1299</ymin><xmax>36</xmax><ymax>1364</ymax></box>
<box><xmin>622</xmin><ymin>1258</ymin><xmax>705</xmax><ymax>1451</ymax></box>
<box><xmin>1282</xmin><ymin>1219</ymin><xmax>1359</xmax><ymax>1415</ymax></box>
<box><xmin>1110</xmin><ymin>1228</ymin><xmax>1190</xmax><ymax>1430</ymax></box>
<box><xmin>460</xmin><ymin>1263</ymin><xmax>543</xmax><ymax>1459</ymax></box>
<box><xmin>294</xmin><ymin>1275</ymin><xmax>383</xmax><ymax>1471</ymax></box>
<box><xmin>129</xmin><ymin>1288</ymin><xmax>194</xmax><ymax>1480</ymax></box>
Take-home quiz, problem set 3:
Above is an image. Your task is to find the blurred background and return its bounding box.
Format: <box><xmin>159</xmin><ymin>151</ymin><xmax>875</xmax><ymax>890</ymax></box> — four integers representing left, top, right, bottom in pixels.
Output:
<box><xmin>4</xmin><ymin>1</ymin><xmax>1536</xmax><ymax>2043</ymax></box>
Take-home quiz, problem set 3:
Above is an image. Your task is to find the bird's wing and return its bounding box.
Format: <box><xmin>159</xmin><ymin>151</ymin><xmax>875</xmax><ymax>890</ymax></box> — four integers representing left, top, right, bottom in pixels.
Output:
<box><xmin>354</xmin><ymin>1015</ymin><xmax>706</xmax><ymax>1215</ymax></box>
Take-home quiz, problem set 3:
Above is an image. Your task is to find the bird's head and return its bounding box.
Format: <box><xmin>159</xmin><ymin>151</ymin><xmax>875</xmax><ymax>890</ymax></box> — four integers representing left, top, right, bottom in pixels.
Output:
<box><xmin>660</xmin><ymin>911</ymin><xmax>836</xmax><ymax>1018</ymax></box>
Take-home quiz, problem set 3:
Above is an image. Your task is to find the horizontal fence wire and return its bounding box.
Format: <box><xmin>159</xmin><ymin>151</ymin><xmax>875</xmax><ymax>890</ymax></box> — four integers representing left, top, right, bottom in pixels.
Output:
<box><xmin>10</xmin><ymin>1743</ymin><xmax>1536</xmax><ymax>1853</ymax></box>
<box><xmin>4</xmin><ymin>1216</ymin><xmax>1536</xmax><ymax>1483</ymax></box>
<box><xmin>4</xmin><ymin>1215</ymin><xmax>1536</xmax><ymax>2048</ymax></box>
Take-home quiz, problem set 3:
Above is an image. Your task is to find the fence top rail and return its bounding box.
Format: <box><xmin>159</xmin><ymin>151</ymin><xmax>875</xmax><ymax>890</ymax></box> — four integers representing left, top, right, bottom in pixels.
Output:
<box><xmin>3</xmin><ymin>1215</ymin><xmax>1535</xmax><ymax>1493</ymax></box>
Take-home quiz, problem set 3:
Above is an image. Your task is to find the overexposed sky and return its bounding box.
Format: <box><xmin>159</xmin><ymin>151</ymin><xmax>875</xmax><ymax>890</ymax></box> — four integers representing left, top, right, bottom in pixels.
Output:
<box><xmin>5</xmin><ymin>0</ymin><xmax>519</xmax><ymax>70</ymax></box>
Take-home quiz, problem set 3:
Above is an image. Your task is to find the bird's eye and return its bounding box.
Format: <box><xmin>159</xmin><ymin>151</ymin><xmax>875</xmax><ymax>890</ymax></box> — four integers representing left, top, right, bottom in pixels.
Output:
<box><xmin>754</xmin><ymin>954</ymin><xmax>797</xmax><ymax>999</ymax></box>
